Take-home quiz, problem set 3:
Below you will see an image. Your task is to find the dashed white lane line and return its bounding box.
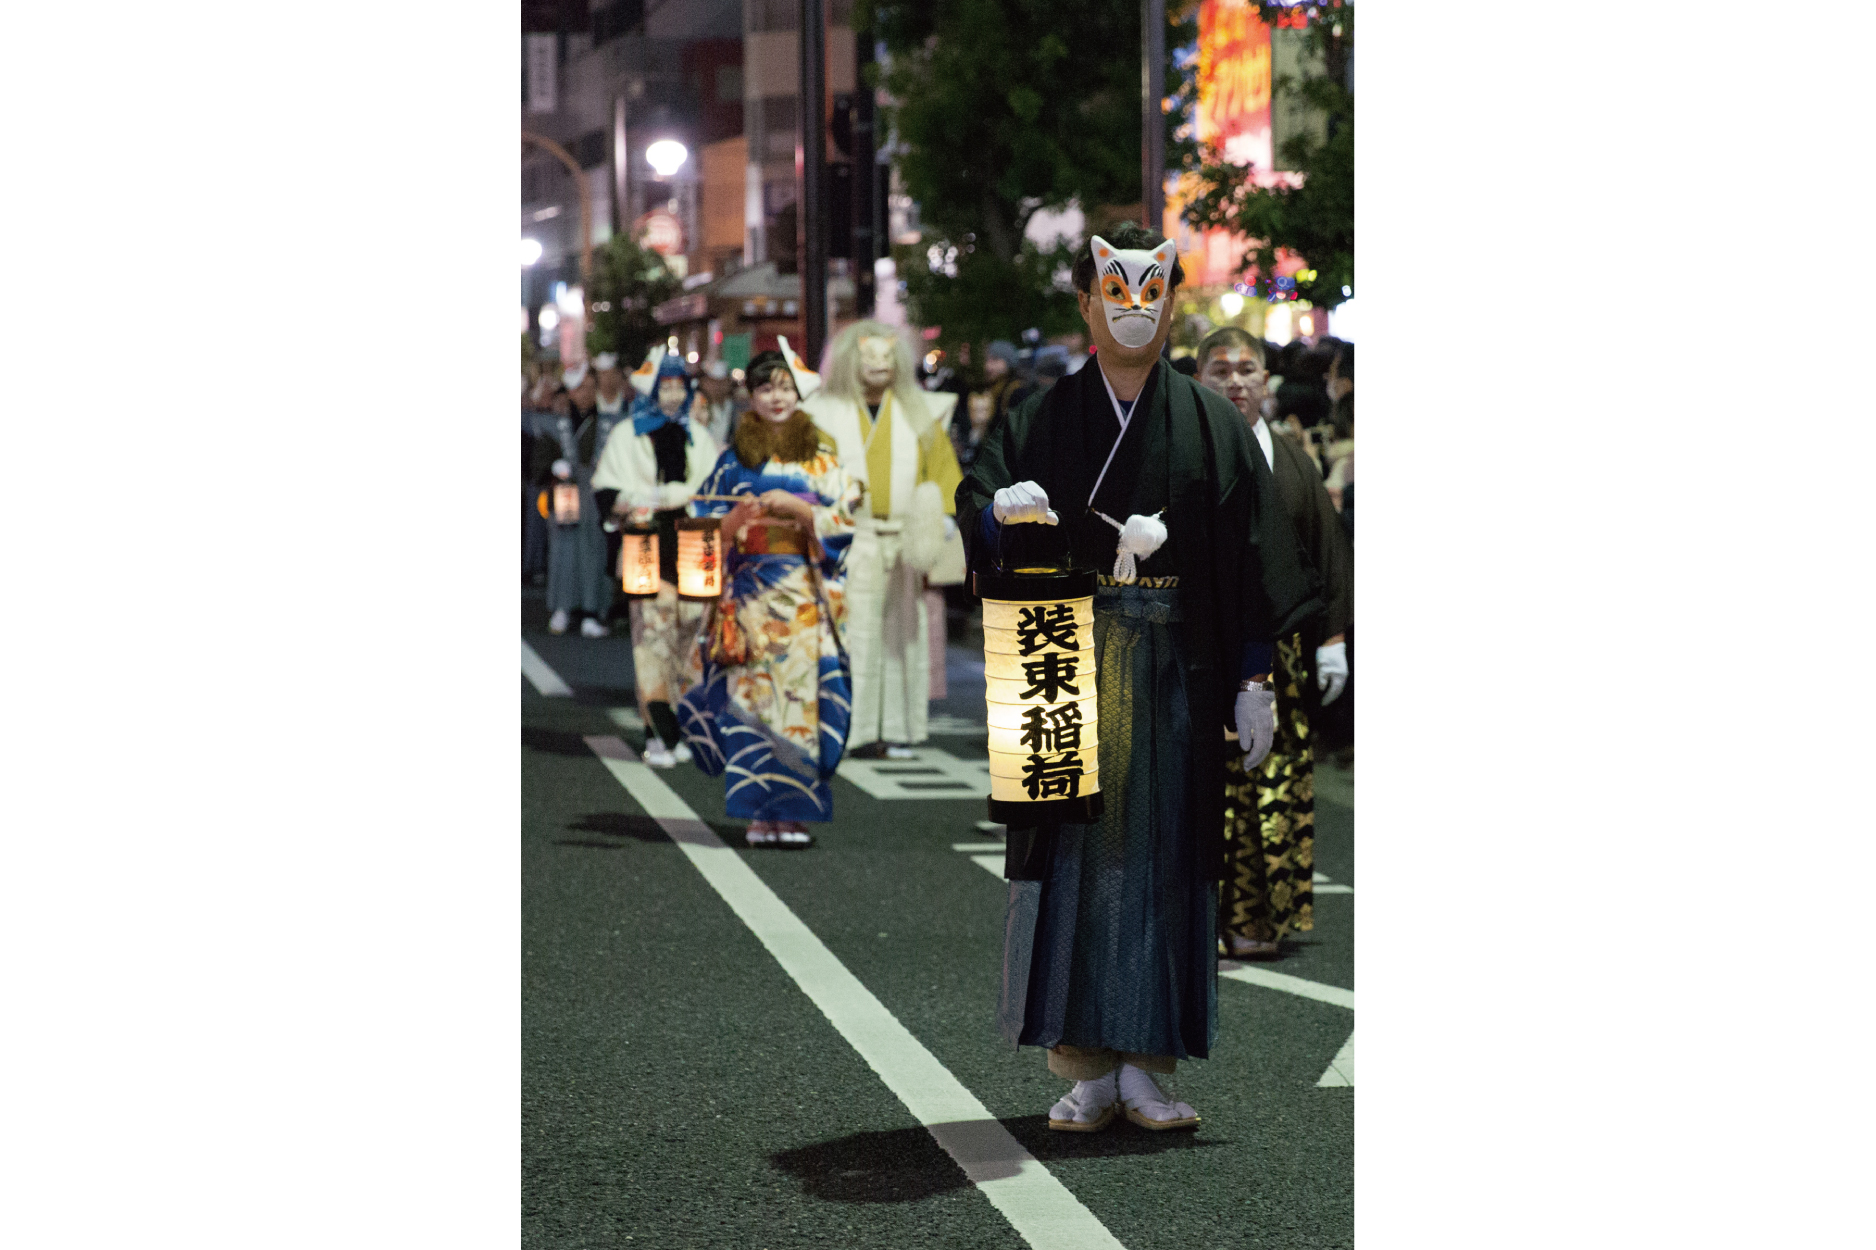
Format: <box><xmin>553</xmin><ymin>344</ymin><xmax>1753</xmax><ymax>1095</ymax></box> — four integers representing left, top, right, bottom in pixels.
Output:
<box><xmin>521</xmin><ymin>639</ymin><xmax>573</xmax><ymax>697</ymax></box>
<box><xmin>582</xmin><ymin>734</ymin><xmax>1126</xmax><ymax>1250</ymax></box>
<box><xmin>1217</xmin><ymin>963</ymin><xmax>1355</xmax><ymax>1011</ymax></box>
<box><xmin>1317</xmin><ymin>1032</ymin><xmax>1355</xmax><ymax>1087</ymax></box>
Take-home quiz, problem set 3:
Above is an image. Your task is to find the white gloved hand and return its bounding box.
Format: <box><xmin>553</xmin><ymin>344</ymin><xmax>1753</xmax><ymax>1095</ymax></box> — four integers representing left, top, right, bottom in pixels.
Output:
<box><xmin>1316</xmin><ymin>640</ymin><xmax>1349</xmax><ymax>706</ymax></box>
<box><xmin>942</xmin><ymin>514</ymin><xmax>958</xmax><ymax>540</ymax></box>
<box><xmin>1235</xmin><ymin>687</ymin><xmax>1277</xmax><ymax>770</ymax></box>
<box><xmin>992</xmin><ymin>480</ymin><xmax>1059</xmax><ymax>526</ymax></box>
<box><xmin>1112</xmin><ymin>512</ymin><xmax>1168</xmax><ymax>583</ymax></box>
<box><xmin>551</xmin><ymin>458</ymin><xmax>573</xmax><ymax>480</ymax></box>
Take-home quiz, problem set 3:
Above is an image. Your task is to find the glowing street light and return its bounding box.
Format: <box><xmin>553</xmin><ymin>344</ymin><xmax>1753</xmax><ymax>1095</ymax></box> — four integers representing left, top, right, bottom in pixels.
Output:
<box><xmin>520</xmin><ymin>237</ymin><xmax>543</xmax><ymax>266</ymax></box>
<box><xmin>1219</xmin><ymin>291</ymin><xmax>1245</xmax><ymax>318</ymax></box>
<box><xmin>646</xmin><ymin>139</ymin><xmax>689</xmax><ymax>178</ymax></box>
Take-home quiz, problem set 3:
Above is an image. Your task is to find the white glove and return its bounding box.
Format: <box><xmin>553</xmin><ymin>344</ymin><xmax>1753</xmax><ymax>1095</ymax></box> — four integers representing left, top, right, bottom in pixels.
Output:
<box><xmin>1235</xmin><ymin>687</ymin><xmax>1277</xmax><ymax>770</ymax></box>
<box><xmin>1112</xmin><ymin>512</ymin><xmax>1168</xmax><ymax>583</ymax></box>
<box><xmin>1316</xmin><ymin>640</ymin><xmax>1349</xmax><ymax>706</ymax></box>
<box><xmin>992</xmin><ymin>480</ymin><xmax>1059</xmax><ymax>526</ymax></box>
<box><xmin>551</xmin><ymin>458</ymin><xmax>573</xmax><ymax>480</ymax></box>
<box><xmin>942</xmin><ymin>515</ymin><xmax>958</xmax><ymax>540</ymax></box>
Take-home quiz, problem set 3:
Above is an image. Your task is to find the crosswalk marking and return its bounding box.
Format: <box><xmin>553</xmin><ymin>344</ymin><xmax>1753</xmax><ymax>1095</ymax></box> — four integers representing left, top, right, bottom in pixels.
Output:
<box><xmin>521</xmin><ymin>639</ymin><xmax>572</xmax><ymax>697</ymax></box>
<box><xmin>584</xmin><ymin>734</ymin><xmax>1126</xmax><ymax>1250</ymax></box>
<box><xmin>837</xmin><ymin>746</ymin><xmax>991</xmax><ymax>800</ymax></box>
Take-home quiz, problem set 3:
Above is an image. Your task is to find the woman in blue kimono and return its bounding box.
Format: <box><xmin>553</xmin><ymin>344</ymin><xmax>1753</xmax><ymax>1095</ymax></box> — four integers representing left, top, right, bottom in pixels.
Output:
<box><xmin>677</xmin><ymin>348</ymin><xmax>861</xmax><ymax>848</ymax></box>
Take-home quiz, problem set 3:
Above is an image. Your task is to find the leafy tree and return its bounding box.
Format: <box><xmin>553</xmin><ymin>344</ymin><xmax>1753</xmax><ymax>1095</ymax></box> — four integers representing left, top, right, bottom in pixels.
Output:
<box><xmin>863</xmin><ymin>0</ymin><xmax>1195</xmax><ymax>358</ymax></box>
<box><xmin>584</xmin><ymin>234</ymin><xmax>682</xmax><ymax>368</ymax></box>
<box><xmin>1179</xmin><ymin>3</ymin><xmax>1353</xmax><ymax>309</ymax></box>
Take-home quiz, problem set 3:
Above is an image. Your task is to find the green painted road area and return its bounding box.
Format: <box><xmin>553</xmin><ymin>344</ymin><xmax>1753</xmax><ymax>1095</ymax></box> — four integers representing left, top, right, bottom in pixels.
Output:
<box><xmin>523</xmin><ymin>591</ymin><xmax>1354</xmax><ymax>1249</ymax></box>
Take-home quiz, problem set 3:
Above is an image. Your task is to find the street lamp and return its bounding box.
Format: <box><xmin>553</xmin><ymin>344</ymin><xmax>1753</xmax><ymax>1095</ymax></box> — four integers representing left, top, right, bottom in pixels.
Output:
<box><xmin>1219</xmin><ymin>291</ymin><xmax>1245</xmax><ymax>318</ymax></box>
<box><xmin>520</xmin><ymin>237</ymin><xmax>543</xmax><ymax>266</ymax></box>
<box><xmin>646</xmin><ymin>139</ymin><xmax>689</xmax><ymax>178</ymax></box>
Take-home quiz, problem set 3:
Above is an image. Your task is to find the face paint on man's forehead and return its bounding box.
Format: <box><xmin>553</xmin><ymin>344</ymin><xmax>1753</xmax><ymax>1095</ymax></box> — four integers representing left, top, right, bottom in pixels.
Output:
<box><xmin>1089</xmin><ymin>235</ymin><xmax>1179</xmax><ymax>350</ymax></box>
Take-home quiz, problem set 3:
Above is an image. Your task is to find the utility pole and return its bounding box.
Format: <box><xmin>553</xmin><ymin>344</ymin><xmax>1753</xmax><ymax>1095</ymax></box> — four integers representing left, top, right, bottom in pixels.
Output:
<box><xmin>799</xmin><ymin>0</ymin><xmax>829</xmax><ymax>363</ymax></box>
<box><xmin>612</xmin><ymin>95</ymin><xmax>629</xmax><ymax>238</ymax></box>
<box><xmin>1142</xmin><ymin>0</ymin><xmax>1165</xmax><ymax>233</ymax></box>
<box><xmin>851</xmin><ymin>24</ymin><xmax>876</xmax><ymax>318</ymax></box>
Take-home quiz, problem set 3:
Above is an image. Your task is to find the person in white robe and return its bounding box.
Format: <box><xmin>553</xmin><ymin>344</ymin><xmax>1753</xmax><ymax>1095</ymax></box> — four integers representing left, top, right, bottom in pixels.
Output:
<box><xmin>798</xmin><ymin>323</ymin><xmax>964</xmax><ymax>759</ymax></box>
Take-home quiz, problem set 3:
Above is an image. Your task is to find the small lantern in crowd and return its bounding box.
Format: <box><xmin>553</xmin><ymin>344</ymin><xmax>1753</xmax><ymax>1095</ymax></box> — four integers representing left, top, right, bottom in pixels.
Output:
<box><xmin>618</xmin><ymin>526</ymin><xmax>660</xmax><ymax>598</ymax></box>
<box><xmin>675</xmin><ymin>516</ymin><xmax>724</xmax><ymax>600</ymax></box>
<box><xmin>978</xmin><ymin>567</ymin><xmax>1103</xmax><ymax>825</ymax></box>
<box><xmin>551</xmin><ymin>481</ymin><xmax>581</xmax><ymax>525</ymax></box>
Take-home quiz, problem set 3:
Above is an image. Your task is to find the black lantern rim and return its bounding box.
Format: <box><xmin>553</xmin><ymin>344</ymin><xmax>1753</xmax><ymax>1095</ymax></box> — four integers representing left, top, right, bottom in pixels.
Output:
<box><xmin>987</xmin><ymin>792</ymin><xmax>1104</xmax><ymax>826</ymax></box>
<box><xmin>675</xmin><ymin>516</ymin><xmax>722</xmax><ymax>533</ymax></box>
<box><xmin>973</xmin><ymin>566</ymin><xmax>1097</xmax><ymax>603</ymax></box>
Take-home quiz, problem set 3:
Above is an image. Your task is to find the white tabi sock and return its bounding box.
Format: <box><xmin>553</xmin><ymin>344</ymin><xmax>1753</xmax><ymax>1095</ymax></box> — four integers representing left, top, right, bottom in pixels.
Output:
<box><xmin>1118</xmin><ymin>1063</ymin><xmax>1197</xmax><ymax>1123</ymax></box>
<box><xmin>1048</xmin><ymin>1068</ymin><xmax>1117</xmax><ymax>1126</ymax></box>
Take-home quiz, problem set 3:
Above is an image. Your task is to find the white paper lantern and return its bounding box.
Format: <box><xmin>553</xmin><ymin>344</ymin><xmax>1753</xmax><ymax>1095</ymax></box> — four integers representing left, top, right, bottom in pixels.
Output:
<box><xmin>675</xmin><ymin>516</ymin><xmax>724</xmax><ymax>600</ymax></box>
<box><xmin>618</xmin><ymin>526</ymin><xmax>660</xmax><ymax>598</ymax></box>
<box><xmin>977</xmin><ymin>567</ymin><xmax>1103</xmax><ymax>826</ymax></box>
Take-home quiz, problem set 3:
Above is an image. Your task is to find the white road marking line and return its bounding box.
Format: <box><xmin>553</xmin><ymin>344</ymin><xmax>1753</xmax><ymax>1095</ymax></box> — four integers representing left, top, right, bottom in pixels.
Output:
<box><xmin>926</xmin><ymin>713</ymin><xmax>990</xmax><ymax>737</ymax></box>
<box><xmin>1217</xmin><ymin>963</ymin><xmax>1355</xmax><ymax>1011</ymax></box>
<box><xmin>607</xmin><ymin>707</ymin><xmax>644</xmax><ymax>732</ymax></box>
<box><xmin>837</xmin><ymin>745</ymin><xmax>991</xmax><ymax>801</ymax></box>
<box><xmin>521</xmin><ymin>640</ymin><xmax>573</xmax><ymax>697</ymax></box>
<box><xmin>582</xmin><ymin>735</ymin><xmax>1126</xmax><ymax>1250</ymax></box>
<box><xmin>976</xmin><ymin>820</ymin><xmax>1007</xmax><ymax>834</ymax></box>
<box><xmin>969</xmin><ymin>854</ymin><xmax>1006</xmax><ymax>879</ymax></box>
<box><xmin>1317</xmin><ymin>1031</ymin><xmax>1354</xmax><ymax>1087</ymax></box>
<box><xmin>952</xmin><ymin>842</ymin><xmax>1006</xmax><ymax>853</ymax></box>
<box><xmin>1312</xmin><ymin>871</ymin><xmax>1353</xmax><ymax>895</ymax></box>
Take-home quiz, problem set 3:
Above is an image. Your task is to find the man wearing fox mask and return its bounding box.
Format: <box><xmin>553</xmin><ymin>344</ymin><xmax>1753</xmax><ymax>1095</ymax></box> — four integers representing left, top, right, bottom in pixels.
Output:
<box><xmin>956</xmin><ymin>222</ymin><xmax>1321</xmax><ymax>1133</ymax></box>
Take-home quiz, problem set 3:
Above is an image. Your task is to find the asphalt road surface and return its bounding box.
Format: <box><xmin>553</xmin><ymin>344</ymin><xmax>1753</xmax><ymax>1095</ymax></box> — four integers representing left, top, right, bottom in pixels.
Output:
<box><xmin>522</xmin><ymin>589</ymin><xmax>1354</xmax><ymax>1249</ymax></box>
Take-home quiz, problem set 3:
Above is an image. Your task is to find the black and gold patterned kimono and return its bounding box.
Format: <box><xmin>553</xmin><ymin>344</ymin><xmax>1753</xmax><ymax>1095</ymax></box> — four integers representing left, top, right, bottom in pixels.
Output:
<box><xmin>958</xmin><ymin>359</ymin><xmax>1320</xmax><ymax>1069</ymax></box>
<box><xmin>1221</xmin><ymin>422</ymin><xmax>1354</xmax><ymax>945</ymax></box>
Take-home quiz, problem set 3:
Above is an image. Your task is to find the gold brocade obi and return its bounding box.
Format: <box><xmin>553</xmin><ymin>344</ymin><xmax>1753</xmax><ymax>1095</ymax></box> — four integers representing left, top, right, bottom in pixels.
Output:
<box><xmin>735</xmin><ymin>521</ymin><xmax>812</xmax><ymax>556</ymax></box>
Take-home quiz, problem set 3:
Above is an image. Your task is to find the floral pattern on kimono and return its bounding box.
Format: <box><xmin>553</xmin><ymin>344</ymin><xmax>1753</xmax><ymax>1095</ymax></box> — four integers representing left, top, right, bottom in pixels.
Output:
<box><xmin>676</xmin><ymin>445</ymin><xmax>860</xmax><ymax>821</ymax></box>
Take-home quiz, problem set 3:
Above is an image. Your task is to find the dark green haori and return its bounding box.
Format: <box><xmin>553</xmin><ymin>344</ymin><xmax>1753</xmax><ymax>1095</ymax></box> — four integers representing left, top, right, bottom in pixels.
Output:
<box><xmin>957</xmin><ymin>358</ymin><xmax>1320</xmax><ymax>1063</ymax></box>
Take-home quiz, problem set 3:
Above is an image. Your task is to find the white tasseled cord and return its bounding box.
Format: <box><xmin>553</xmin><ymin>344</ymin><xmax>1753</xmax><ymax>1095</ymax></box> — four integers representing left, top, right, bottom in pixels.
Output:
<box><xmin>1092</xmin><ymin>509</ymin><xmax>1166</xmax><ymax>584</ymax></box>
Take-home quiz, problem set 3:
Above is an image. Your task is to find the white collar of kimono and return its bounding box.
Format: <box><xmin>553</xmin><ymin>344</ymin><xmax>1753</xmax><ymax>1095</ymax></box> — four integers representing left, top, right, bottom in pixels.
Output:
<box><xmin>596</xmin><ymin>390</ymin><xmax>626</xmax><ymax>415</ymax></box>
<box><xmin>1251</xmin><ymin>414</ymin><xmax>1273</xmax><ymax>470</ymax></box>
<box><xmin>1089</xmin><ymin>357</ymin><xmax>1141</xmax><ymax>507</ymax></box>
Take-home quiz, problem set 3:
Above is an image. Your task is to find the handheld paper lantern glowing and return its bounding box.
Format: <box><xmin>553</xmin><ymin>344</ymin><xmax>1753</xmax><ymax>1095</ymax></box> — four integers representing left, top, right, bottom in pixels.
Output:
<box><xmin>551</xmin><ymin>482</ymin><xmax>581</xmax><ymax>525</ymax></box>
<box><xmin>675</xmin><ymin>516</ymin><xmax>724</xmax><ymax>600</ymax></box>
<box><xmin>977</xmin><ymin>567</ymin><xmax>1103</xmax><ymax>826</ymax></box>
<box><xmin>618</xmin><ymin>525</ymin><xmax>660</xmax><ymax>598</ymax></box>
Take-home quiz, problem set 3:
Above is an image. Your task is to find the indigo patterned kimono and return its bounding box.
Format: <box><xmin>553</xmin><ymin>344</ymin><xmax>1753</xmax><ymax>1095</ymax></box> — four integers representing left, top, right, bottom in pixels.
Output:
<box><xmin>676</xmin><ymin>441</ymin><xmax>861</xmax><ymax>821</ymax></box>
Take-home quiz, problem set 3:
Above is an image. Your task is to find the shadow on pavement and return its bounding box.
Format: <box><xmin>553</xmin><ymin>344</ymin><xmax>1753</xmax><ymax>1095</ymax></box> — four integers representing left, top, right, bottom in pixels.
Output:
<box><xmin>770</xmin><ymin>1114</ymin><xmax>1226</xmax><ymax>1204</ymax></box>
<box><xmin>770</xmin><ymin>1125</ymin><xmax>970</xmax><ymax>1204</ymax></box>
<box><xmin>553</xmin><ymin>812</ymin><xmax>672</xmax><ymax>847</ymax></box>
<box><xmin>1000</xmin><ymin>1113</ymin><xmax>1229</xmax><ymax>1162</ymax></box>
<box><xmin>522</xmin><ymin>726</ymin><xmax>598</xmax><ymax>758</ymax></box>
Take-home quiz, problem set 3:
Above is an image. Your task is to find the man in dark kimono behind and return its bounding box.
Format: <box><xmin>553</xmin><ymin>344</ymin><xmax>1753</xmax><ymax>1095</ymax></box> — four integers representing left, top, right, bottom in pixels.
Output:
<box><xmin>957</xmin><ymin>223</ymin><xmax>1321</xmax><ymax>1133</ymax></box>
<box><xmin>1197</xmin><ymin>327</ymin><xmax>1353</xmax><ymax>961</ymax></box>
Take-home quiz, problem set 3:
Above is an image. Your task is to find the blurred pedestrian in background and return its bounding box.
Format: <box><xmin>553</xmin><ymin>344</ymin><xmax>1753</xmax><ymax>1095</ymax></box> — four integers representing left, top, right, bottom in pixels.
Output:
<box><xmin>981</xmin><ymin>340</ymin><xmax>1021</xmax><ymax>423</ymax></box>
<box><xmin>528</xmin><ymin>360</ymin><xmax>612</xmax><ymax>637</ymax></box>
<box><xmin>697</xmin><ymin>359</ymin><xmax>742</xmax><ymax>446</ymax></box>
<box><xmin>1195</xmin><ymin>327</ymin><xmax>1352</xmax><ymax>960</ymax></box>
<box><xmin>593</xmin><ymin>347</ymin><xmax>719</xmax><ymax>768</ymax></box>
<box><xmin>802</xmin><ymin>322</ymin><xmax>963</xmax><ymax>761</ymax></box>
<box><xmin>678</xmin><ymin>349</ymin><xmax>861</xmax><ymax>849</ymax></box>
